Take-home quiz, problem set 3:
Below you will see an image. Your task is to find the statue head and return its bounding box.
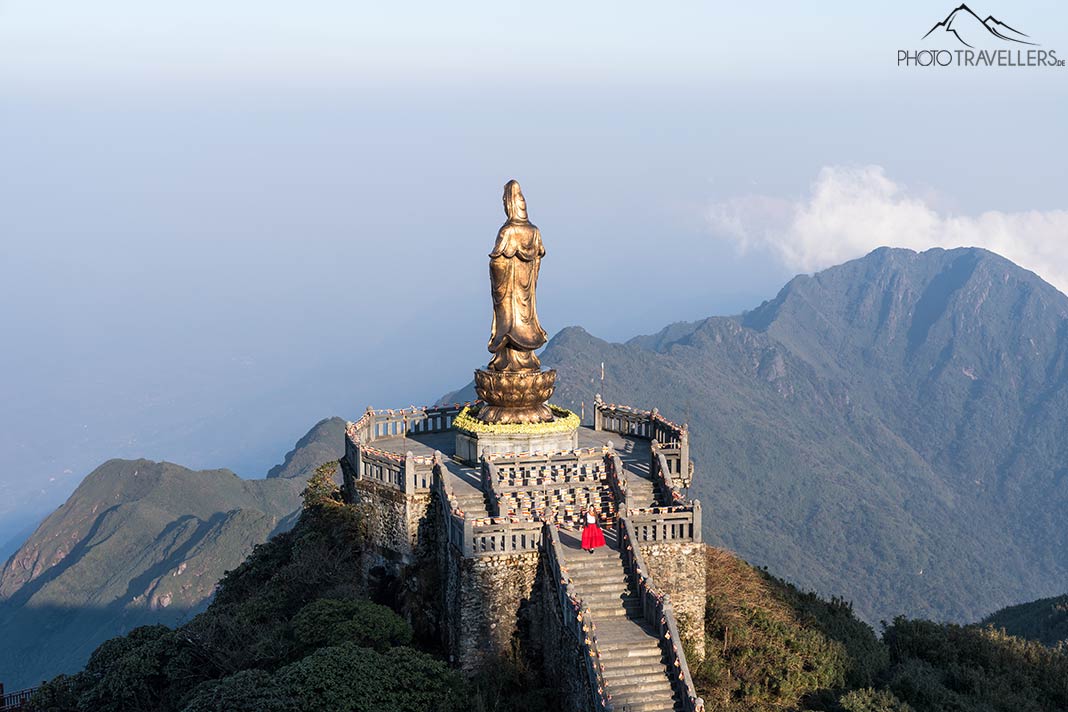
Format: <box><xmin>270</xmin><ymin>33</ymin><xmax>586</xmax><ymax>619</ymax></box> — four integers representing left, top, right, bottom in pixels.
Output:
<box><xmin>502</xmin><ymin>180</ymin><xmax>528</xmax><ymax>222</ymax></box>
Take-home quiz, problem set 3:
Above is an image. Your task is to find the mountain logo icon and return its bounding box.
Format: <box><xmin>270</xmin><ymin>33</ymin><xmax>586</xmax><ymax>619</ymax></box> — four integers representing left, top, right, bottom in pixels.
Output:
<box><xmin>922</xmin><ymin>4</ymin><xmax>1037</xmax><ymax>48</ymax></box>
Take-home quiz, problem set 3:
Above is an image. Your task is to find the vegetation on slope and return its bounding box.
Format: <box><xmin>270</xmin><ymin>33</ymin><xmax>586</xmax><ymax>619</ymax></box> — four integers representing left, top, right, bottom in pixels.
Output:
<box><xmin>29</xmin><ymin>482</ymin><xmax>1068</xmax><ymax>712</ymax></box>
<box><xmin>26</xmin><ymin>465</ymin><xmax>552</xmax><ymax>712</ymax></box>
<box><xmin>981</xmin><ymin>594</ymin><xmax>1068</xmax><ymax>648</ymax></box>
<box><xmin>693</xmin><ymin>546</ymin><xmax>1068</xmax><ymax>712</ymax></box>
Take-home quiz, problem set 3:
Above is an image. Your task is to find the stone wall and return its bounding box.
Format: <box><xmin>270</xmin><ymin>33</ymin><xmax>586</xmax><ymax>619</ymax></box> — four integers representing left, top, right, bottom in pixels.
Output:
<box><xmin>442</xmin><ymin>546</ymin><xmax>540</xmax><ymax>671</ymax></box>
<box><xmin>529</xmin><ymin>557</ymin><xmax>595</xmax><ymax>710</ymax></box>
<box><xmin>350</xmin><ymin>480</ymin><xmax>431</xmax><ymax>558</ymax></box>
<box><xmin>641</xmin><ymin>541</ymin><xmax>707</xmax><ymax>660</ymax></box>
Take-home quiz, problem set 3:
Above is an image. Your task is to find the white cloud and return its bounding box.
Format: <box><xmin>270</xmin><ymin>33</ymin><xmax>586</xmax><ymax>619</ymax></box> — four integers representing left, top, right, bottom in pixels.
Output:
<box><xmin>708</xmin><ymin>165</ymin><xmax>1068</xmax><ymax>292</ymax></box>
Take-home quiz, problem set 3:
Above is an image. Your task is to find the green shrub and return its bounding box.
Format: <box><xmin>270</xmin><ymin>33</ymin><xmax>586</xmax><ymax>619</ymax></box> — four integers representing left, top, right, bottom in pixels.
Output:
<box><xmin>292</xmin><ymin>598</ymin><xmax>413</xmax><ymax>652</ymax></box>
<box><xmin>838</xmin><ymin>688</ymin><xmax>913</xmax><ymax>712</ymax></box>
<box><xmin>184</xmin><ymin>643</ymin><xmax>467</xmax><ymax>712</ymax></box>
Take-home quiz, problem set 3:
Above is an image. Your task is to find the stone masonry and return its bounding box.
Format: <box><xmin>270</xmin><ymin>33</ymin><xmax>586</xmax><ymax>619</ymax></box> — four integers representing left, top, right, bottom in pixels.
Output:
<box><xmin>342</xmin><ymin>399</ymin><xmax>707</xmax><ymax>711</ymax></box>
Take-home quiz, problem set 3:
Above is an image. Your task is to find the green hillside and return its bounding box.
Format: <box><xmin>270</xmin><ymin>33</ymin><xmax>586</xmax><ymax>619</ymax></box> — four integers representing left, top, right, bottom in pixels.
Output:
<box><xmin>0</xmin><ymin>417</ymin><xmax>346</xmax><ymax>688</ymax></box>
<box><xmin>982</xmin><ymin>594</ymin><xmax>1068</xmax><ymax>648</ymax></box>
<box><xmin>27</xmin><ymin>469</ymin><xmax>1068</xmax><ymax>712</ymax></box>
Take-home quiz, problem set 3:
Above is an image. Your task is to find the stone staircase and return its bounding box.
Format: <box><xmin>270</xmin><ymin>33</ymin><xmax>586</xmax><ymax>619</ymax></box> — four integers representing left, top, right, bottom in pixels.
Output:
<box><xmin>452</xmin><ymin>487</ymin><xmax>489</xmax><ymax>519</ymax></box>
<box><xmin>626</xmin><ymin>472</ymin><xmax>659</xmax><ymax>509</ymax></box>
<box><xmin>445</xmin><ymin>461</ymin><xmax>490</xmax><ymax>519</ymax></box>
<box><xmin>560</xmin><ymin>531</ymin><xmax>680</xmax><ymax>712</ymax></box>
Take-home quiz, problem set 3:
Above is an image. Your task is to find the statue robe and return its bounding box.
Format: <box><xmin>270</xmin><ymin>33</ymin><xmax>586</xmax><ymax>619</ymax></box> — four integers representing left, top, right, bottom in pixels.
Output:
<box><xmin>488</xmin><ymin>220</ymin><xmax>547</xmax><ymax>356</ymax></box>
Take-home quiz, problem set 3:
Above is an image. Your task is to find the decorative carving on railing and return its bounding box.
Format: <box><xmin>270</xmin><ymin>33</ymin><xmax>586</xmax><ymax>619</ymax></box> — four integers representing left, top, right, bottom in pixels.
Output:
<box><xmin>488</xmin><ymin>448</ymin><xmax>606</xmax><ymax>487</ymax></box>
<box><xmin>618</xmin><ymin>518</ymin><xmax>704</xmax><ymax>712</ymax></box>
<box><xmin>544</xmin><ymin>523</ymin><xmax>613</xmax><ymax>712</ymax></box>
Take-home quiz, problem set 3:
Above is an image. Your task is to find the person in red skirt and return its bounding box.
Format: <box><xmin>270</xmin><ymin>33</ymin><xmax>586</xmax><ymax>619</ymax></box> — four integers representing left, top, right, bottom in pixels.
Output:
<box><xmin>581</xmin><ymin>504</ymin><xmax>606</xmax><ymax>553</ymax></box>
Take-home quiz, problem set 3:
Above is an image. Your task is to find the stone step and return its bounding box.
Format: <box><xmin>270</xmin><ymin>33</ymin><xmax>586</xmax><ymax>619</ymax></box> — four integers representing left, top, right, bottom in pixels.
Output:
<box><xmin>610</xmin><ymin>683</ymin><xmax>676</xmax><ymax>700</ymax></box>
<box><xmin>600</xmin><ymin>666</ymin><xmax>673</xmax><ymax>684</ymax></box>
<box><xmin>579</xmin><ymin>592</ymin><xmax>636</xmax><ymax>606</ymax></box>
<box><xmin>581</xmin><ymin>598</ymin><xmax>634</xmax><ymax>611</ymax></box>
<box><xmin>596</xmin><ymin>642</ymin><xmax>663</xmax><ymax>658</ymax></box>
<box><xmin>608</xmin><ymin>694</ymin><xmax>677</xmax><ymax>712</ymax></box>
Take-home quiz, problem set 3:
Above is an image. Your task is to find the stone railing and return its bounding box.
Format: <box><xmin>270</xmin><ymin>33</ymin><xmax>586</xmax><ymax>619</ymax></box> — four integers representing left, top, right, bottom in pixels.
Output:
<box><xmin>618</xmin><ymin>517</ymin><xmax>704</xmax><ymax>712</ymax></box>
<box><xmin>347</xmin><ymin>444</ymin><xmax>436</xmax><ymax>493</ymax></box>
<box><xmin>487</xmin><ymin>448</ymin><xmax>606</xmax><ymax>487</ymax></box>
<box><xmin>544</xmin><ymin>523</ymin><xmax>613</xmax><ymax>712</ymax></box>
<box><xmin>628</xmin><ymin>503</ymin><xmax>702</xmax><ymax>544</ymax></box>
<box><xmin>480</xmin><ymin>457</ymin><xmax>503</xmax><ymax>517</ymax></box>
<box><xmin>650</xmin><ymin>443</ymin><xmax>688</xmax><ymax>505</ymax></box>
<box><xmin>0</xmin><ymin>684</ymin><xmax>37</xmax><ymax>712</ymax></box>
<box><xmin>349</xmin><ymin>403</ymin><xmax>472</xmax><ymax>446</ymax></box>
<box><xmin>593</xmin><ymin>396</ymin><xmax>690</xmax><ymax>479</ymax></box>
<box><xmin>345</xmin><ymin>403</ymin><xmax>472</xmax><ymax>494</ymax></box>
<box><xmin>484</xmin><ymin>449</ymin><xmax>615</xmax><ymax>528</ymax></box>
<box><xmin>602</xmin><ymin>445</ymin><xmax>630</xmax><ymax>516</ymax></box>
<box><xmin>435</xmin><ymin>461</ymin><xmax>544</xmax><ymax>558</ymax></box>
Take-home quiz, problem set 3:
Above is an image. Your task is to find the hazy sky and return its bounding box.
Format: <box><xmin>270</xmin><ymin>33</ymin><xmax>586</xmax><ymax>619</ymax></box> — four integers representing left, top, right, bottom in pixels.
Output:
<box><xmin>2</xmin><ymin>1</ymin><xmax>1066</xmax><ymax>540</ymax></box>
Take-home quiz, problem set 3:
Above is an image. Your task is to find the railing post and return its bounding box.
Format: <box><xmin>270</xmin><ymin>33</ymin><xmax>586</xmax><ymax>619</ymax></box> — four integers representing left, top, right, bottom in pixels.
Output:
<box><xmin>403</xmin><ymin>451</ymin><xmax>415</xmax><ymax>492</ymax></box>
<box><xmin>463</xmin><ymin>518</ymin><xmax>474</xmax><ymax>556</ymax></box>
<box><xmin>692</xmin><ymin>499</ymin><xmax>702</xmax><ymax>543</ymax></box>
<box><xmin>594</xmin><ymin>393</ymin><xmax>603</xmax><ymax>431</ymax></box>
<box><xmin>680</xmin><ymin>425</ymin><xmax>691</xmax><ymax>486</ymax></box>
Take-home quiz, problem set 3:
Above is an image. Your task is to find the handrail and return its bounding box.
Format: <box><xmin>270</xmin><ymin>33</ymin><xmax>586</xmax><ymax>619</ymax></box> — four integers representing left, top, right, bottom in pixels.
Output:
<box><xmin>436</xmin><ymin>457</ymin><xmax>543</xmax><ymax>557</ymax></box>
<box><xmin>628</xmin><ymin>503</ymin><xmax>702</xmax><ymax>544</ymax></box>
<box><xmin>602</xmin><ymin>443</ymin><xmax>630</xmax><ymax>518</ymax></box>
<box><xmin>543</xmin><ymin>523</ymin><xmax>613</xmax><ymax>712</ymax></box>
<box><xmin>618</xmin><ymin>517</ymin><xmax>704</xmax><ymax>712</ymax></box>
<box><xmin>650</xmin><ymin>444</ymin><xmax>687</xmax><ymax>505</ymax></box>
<box><xmin>480</xmin><ymin>456</ymin><xmax>502</xmax><ymax>517</ymax></box>
<box><xmin>593</xmin><ymin>396</ymin><xmax>690</xmax><ymax>480</ymax></box>
<box><xmin>0</xmin><ymin>685</ymin><xmax>38</xmax><ymax>712</ymax></box>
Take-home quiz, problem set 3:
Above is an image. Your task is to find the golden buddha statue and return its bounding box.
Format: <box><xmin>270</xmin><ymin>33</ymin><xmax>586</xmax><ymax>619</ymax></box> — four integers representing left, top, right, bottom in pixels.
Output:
<box><xmin>474</xmin><ymin>180</ymin><xmax>557</xmax><ymax>424</ymax></box>
<box><xmin>488</xmin><ymin>180</ymin><xmax>548</xmax><ymax>372</ymax></box>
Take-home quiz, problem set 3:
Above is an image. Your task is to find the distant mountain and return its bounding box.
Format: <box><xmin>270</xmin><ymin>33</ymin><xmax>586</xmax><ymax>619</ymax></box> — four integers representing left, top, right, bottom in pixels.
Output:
<box><xmin>0</xmin><ymin>417</ymin><xmax>346</xmax><ymax>688</ymax></box>
<box><xmin>451</xmin><ymin>247</ymin><xmax>1068</xmax><ymax>625</ymax></box>
<box><xmin>923</xmin><ymin>4</ymin><xmax>1037</xmax><ymax>48</ymax></box>
<box><xmin>983</xmin><ymin>593</ymin><xmax>1068</xmax><ymax>647</ymax></box>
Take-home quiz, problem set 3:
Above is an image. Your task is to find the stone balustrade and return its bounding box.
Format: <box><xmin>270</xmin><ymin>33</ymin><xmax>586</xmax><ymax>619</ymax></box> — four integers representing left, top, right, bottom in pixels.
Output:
<box><xmin>483</xmin><ymin>449</ymin><xmax>616</xmax><ymax>528</ymax></box>
<box><xmin>544</xmin><ymin>523</ymin><xmax>612</xmax><ymax>712</ymax></box>
<box><xmin>618</xmin><ymin>517</ymin><xmax>704</xmax><ymax>712</ymax></box>
<box><xmin>650</xmin><ymin>443</ymin><xmax>688</xmax><ymax>505</ymax></box>
<box><xmin>602</xmin><ymin>448</ymin><xmax>631</xmax><ymax>515</ymax></box>
<box><xmin>343</xmin><ymin>404</ymin><xmax>469</xmax><ymax>496</ymax></box>
<box><xmin>436</xmin><ymin>461</ymin><xmax>544</xmax><ymax>557</ymax></box>
<box><xmin>628</xmin><ymin>504</ymin><xmax>702</xmax><ymax>544</ymax></box>
<box><xmin>594</xmin><ymin>396</ymin><xmax>690</xmax><ymax>479</ymax></box>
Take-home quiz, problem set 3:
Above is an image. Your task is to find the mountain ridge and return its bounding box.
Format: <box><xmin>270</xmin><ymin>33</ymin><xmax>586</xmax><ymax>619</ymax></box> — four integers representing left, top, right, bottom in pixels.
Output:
<box><xmin>534</xmin><ymin>246</ymin><xmax>1068</xmax><ymax>625</ymax></box>
<box><xmin>0</xmin><ymin>417</ymin><xmax>347</xmax><ymax>688</ymax></box>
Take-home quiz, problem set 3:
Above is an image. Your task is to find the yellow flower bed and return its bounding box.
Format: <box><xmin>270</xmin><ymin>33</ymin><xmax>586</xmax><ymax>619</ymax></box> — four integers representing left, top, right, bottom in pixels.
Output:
<box><xmin>453</xmin><ymin>404</ymin><xmax>579</xmax><ymax>434</ymax></box>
